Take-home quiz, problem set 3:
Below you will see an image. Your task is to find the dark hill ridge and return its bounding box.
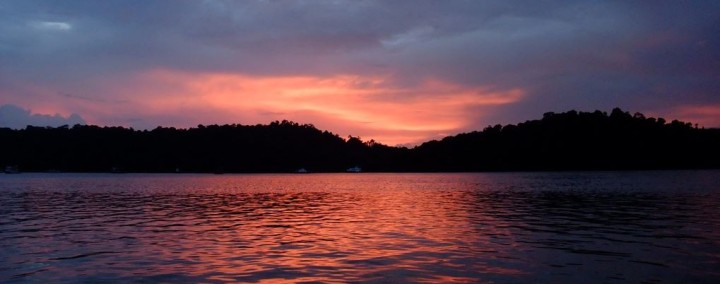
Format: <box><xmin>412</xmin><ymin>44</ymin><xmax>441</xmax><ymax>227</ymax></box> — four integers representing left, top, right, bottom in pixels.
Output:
<box><xmin>1</xmin><ymin>108</ymin><xmax>719</xmax><ymax>173</ymax></box>
<box><xmin>411</xmin><ymin>108</ymin><xmax>720</xmax><ymax>171</ymax></box>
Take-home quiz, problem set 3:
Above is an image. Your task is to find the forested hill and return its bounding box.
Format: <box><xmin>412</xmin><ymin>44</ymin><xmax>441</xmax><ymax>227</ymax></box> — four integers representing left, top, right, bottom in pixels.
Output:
<box><xmin>410</xmin><ymin>108</ymin><xmax>720</xmax><ymax>171</ymax></box>
<box><xmin>1</xmin><ymin>108</ymin><xmax>719</xmax><ymax>173</ymax></box>
<box><xmin>0</xmin><ymin>121</ymin><xmax>408</xmax><ymax>173</ymax></box>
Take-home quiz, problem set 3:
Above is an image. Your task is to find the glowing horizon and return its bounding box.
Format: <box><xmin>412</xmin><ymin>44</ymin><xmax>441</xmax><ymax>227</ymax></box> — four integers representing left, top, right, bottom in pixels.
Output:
<box><xmin>4</xmin><ymin>69</ymin><xmax>521</xmax><ymax>145</ymax></box>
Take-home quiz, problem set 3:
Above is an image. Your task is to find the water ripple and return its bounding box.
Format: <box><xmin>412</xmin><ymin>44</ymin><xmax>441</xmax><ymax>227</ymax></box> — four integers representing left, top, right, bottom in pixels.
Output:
<box><xmin>1</xmin><ymin>171</ymin><xmax>719</xmax><ymax>283</ymax></box>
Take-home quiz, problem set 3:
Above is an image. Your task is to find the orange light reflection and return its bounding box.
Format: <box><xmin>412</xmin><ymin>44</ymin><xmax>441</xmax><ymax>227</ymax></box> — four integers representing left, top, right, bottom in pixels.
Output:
<box><xmin>126</xmin><ymin>174</ymin><xmax>526</xmax><ymax>282</ymax></box>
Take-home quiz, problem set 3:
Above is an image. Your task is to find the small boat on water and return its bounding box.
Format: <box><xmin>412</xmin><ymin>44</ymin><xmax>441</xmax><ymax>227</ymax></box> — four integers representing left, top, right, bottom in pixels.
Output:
<box><xmin>4</xmin><ymin>166</ymin><xmax>20</xmax><ymax>174</ymax></box>
<box><xmin>346</xmin><ymin>166</ymin><xmax>362</xmax><ymax>173</ymax></box>
<box><xmin>296</xmin><ymin>168</ymin><xmax>308</xmax><ymax>173</ymax></box>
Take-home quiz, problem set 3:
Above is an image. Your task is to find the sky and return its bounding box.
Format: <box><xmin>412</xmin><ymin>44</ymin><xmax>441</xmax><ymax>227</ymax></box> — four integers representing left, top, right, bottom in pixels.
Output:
<box><xmin>1</xmin><ymin>0</ymin><xmax>719</xmax><ymax>145</ymax></box>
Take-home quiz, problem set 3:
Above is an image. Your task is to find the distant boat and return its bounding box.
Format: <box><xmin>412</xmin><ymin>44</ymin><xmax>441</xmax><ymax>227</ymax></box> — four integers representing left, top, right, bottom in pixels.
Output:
<box><xmin>4</xmin><ymin>166</ymin><xmax>20</xmax><ymax>174</ymax></box>
<box><xmin>346</xmin><ymin>166</ymin><xmax>362</xmax><ymax>173</ymax></box>
<box><xmin>296</xmin><ymin>168</ymin><xmax>308</xmax><ymax>173</ymax></box>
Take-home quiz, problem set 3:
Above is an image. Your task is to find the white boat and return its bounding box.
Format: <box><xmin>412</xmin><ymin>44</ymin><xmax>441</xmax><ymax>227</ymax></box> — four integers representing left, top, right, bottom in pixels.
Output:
<box><xmin>4</xmin><ymin>166</ymin><xmax>20</xmax><ymax>174</ymax></box>
<box><xmin>346</xmin><ymin>166</ymin><xmax>362</xmax><ymax>173</ymax></box>
<box><xmin>296</xmin><ymin>168</ymin><xmax>308</xmax><ymax>173</ymax></box>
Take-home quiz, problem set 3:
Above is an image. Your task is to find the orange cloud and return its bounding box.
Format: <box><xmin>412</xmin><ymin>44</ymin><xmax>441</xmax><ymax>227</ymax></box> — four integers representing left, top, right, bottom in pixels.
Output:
<box><xmin>106</xmin><ymin>69</ymin><xmax>525</xmax><ymax>145</ymax></box>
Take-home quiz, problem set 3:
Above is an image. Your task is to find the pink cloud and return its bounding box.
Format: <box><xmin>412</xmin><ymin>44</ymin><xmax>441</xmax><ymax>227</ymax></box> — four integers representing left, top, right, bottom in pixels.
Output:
<box><xmin>127</xmin><ymin>69</ymin><xmax>524</xmax><ymax>145</ymax></box>
<box><xmin>670</xmin><ymin>104</ymin><xmax>720</xmax><ymax>128</ymax></box>
<box><xmin>1</xmin><ymin>67</ymin><xmax>525</xmax><ymax>145</ymax></box>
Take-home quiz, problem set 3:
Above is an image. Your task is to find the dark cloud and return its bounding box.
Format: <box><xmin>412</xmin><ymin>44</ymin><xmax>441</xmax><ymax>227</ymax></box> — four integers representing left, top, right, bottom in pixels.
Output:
<box><xmin>0</xmin><ymin>104</ymin><xmax>86</xmax><ymax>129</ymax></box>
<box><xmin>2</xmin><ymin>1</ymin><xmax>717</xmax><ymax>78</ymax></box>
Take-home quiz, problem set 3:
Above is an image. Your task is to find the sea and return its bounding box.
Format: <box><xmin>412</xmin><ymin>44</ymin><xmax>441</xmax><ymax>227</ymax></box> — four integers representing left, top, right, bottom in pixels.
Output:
<box><xmin>1</xmin><ymin>171</ymin><xmax>719</xmax><ymax>283</ymax></box>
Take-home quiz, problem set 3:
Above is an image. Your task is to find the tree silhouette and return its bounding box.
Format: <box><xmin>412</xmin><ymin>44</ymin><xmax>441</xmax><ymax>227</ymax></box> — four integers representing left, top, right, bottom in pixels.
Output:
<box><xmin>1</xmin><ymin>108</ymin><xmax>718</xmax><ymax>173</ymax></box>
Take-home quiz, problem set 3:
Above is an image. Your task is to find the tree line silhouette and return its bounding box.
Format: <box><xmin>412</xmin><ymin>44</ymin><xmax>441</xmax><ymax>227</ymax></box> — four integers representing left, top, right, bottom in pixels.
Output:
<box><xmin>1</xmin><ymin>108</ymin><xmax>718</xmax><ymax>173</ymax></box>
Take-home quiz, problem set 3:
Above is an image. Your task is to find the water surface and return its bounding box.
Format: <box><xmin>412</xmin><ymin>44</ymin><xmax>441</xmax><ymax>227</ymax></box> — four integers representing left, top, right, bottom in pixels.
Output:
<box><xmin>1</xmin><ymin>171</ymin><xmax>719</xmax><ymax>283</ymax></box>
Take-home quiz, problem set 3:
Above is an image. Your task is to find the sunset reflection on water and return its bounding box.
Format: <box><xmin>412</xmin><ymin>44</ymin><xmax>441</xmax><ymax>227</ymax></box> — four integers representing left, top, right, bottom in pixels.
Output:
<box><xmin>1</xmin><ymin>172</ymin><xmax>719</xmax><ymax>283</ymax></box>
<box><xmin>125</xmin><ymin>183</ymin><xmax>522</xmax><ymax>282</ymax></box>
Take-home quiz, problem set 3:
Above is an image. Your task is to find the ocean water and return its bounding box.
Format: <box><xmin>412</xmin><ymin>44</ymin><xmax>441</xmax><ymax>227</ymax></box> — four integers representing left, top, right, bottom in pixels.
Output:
<box><xmin>1</xmin><ymin>171</ymin><xmax>719</xmax><ymax>283</ymax></box>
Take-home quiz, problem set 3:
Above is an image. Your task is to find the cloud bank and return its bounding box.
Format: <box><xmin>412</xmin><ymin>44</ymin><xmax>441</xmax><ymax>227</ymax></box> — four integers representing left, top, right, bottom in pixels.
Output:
<box><xmin>0</xmin><ymin>104</ymin><xmax>86</xmax><ymax>129</ymax></box>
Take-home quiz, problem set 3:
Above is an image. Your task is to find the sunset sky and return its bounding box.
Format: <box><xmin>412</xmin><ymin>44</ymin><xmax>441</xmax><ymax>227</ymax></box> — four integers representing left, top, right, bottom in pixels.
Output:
<box><xmin>1</xmin><ymin>1</ymin><xmax>719</xmax><ymax>145</ymax></box>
